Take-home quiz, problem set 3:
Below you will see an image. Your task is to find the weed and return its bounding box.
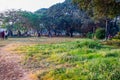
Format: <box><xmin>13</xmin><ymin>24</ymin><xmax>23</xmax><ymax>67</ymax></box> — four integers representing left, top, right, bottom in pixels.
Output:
<box><xmin>15</xmin><ymin>38</ymin><xmax>120</xmax><ymax>80</ymax></box>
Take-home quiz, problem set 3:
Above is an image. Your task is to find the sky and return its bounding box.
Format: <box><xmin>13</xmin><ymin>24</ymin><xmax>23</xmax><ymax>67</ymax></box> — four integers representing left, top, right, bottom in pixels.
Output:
<box><xmin>0</xmin><ymin>0</ymin><xmax>65</xmax><ymax>12</ymax></box>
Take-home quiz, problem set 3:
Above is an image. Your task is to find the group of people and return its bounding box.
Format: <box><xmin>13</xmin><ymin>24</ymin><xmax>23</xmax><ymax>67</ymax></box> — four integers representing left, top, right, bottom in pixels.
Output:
<box><xmin>0</xmin><ymin>31</ymin><xmax>8</xmax><ymax>40</ymax></box>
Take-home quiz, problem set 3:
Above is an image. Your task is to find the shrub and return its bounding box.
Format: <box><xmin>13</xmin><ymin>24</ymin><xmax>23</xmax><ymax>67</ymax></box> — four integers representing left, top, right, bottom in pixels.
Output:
<box><xmin>95</xmin><ymin>28</ymin><xmax>105</xmax><ymax>39</ymax></box>
<box><xmin>104</xmin><ymin>52</ymin><xmax>118</xmax><ymax>57</ymax></box>
<box><xmin>76</xmin><ymin>39</ymin><xmax>102</xmax><ymax>49</ymax></box>
<box><xmin>113</xmin><ymin>32</ymin><xmax>120</xmax><ymax>40</ymax></box>
<box><xmin>86</xmin><ymin>32</ymin><xmax>94</xmax><ymax>39</ymax></box>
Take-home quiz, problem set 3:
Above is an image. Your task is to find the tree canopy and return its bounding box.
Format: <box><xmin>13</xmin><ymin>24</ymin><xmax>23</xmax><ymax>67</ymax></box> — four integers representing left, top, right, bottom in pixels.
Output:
<box><xmin>73</xmin><ymin>0</ymin><xmax>120</xmax><ymax>19</ymax></box>
<box><xmin>0</xmin><ymin>9</ymin><xmax>40</xmax><ymax>31</ymax></box>
<box><xmin>73</xmin><ymin>0</ymin><xmax>120</xmax><ymax>39</ymax></box>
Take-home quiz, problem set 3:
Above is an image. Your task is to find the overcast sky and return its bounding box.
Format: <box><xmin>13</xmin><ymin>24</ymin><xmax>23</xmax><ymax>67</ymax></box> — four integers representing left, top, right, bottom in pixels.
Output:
<box><xmin>0</xmin><ymin>0</ymin><xmax>65</xmax><ymax>12</ymax></box>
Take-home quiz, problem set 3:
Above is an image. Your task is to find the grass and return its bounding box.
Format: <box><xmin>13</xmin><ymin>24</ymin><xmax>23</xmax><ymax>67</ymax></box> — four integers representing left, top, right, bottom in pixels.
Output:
<box><xmin>102</xmin><ymin>39</ymin><xmax>120</xmax><ymax>48</ymax></box>
<box><xmin>14</xmin><ymin>38</ymin><xmax>120</xmax><ymax>80</ymax></box>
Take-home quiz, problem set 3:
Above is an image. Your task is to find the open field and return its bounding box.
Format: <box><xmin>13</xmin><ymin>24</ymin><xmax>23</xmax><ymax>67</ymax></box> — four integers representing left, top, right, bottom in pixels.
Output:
<box><xmin>0</xmin><ymin>37</ymin><xmax>120</xmax><ymax>80</ymax></box>
<box><xmin>0</xmin><ymin>37</ymin><xmax>76</xmax><ymax>45</ymax></box>
<box><xmin>0</xmin><ymin>37</ymin><xmax>77</xmax><ymax>80</ymax></box>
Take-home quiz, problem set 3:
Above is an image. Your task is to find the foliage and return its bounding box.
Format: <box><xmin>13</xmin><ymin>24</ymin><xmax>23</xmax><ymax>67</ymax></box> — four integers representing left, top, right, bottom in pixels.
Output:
<box><xmin>0</xmin><ymin>0</ymin><xmax>95</xmax><ymax>37</ymax></box>
<box><xmin>19</xmin><ymin>11</ymin><xmax>40</xmax><ymax>30</ymax></box>
<box><xmin>95</xmin><ymin>28</ymin><xmax>105</xmax><ymax>39</ymax></box>
<box><xmin>73</xmin><ymin>0</ymin><xmax>120</xmax><ymax>39</ymax></box>
<box><xmin>73</xmin><ymin>0</ymin><xmax>120</xmax><ymax>19</ymax></box>
<box><xmin>15</xmin><ymin>39</ymin><xmax>120</xmax><ymax>80</ymax></box>
<box><xmin>0</xmin><ymin>9</ymin><xmax>41</xmax><ymax>32</ymax></box>
<box><xmin>35</xmin><ymin>0</ymin><xmax>92</xmax><ymax>35</ymax></box>
<box><xmin>86</xmin><ymin>32</ymin><xmax>94</xmax><ymax>39</ymax></box>
<box><xmin>113</xmin><ymin>32</ymin><xmax>120</xmax><ymax>39</ymax></box>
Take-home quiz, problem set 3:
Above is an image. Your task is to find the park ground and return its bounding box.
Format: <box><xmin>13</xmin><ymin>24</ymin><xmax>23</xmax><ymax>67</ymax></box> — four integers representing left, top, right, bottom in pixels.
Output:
<box><xmin>0</xmin><ymin>37</ymin><xmax>120</xmax><ymax>80</ymax></box>
<box><xmin>0</xmin><ymin>37</ymin><xmax>76</xmax><ymax>80</ymax></box>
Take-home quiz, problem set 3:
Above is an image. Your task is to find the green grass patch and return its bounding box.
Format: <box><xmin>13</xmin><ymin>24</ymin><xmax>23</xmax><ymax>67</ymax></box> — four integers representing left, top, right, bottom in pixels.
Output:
<box><xmin>16</xmin><ymin>39</ymin><xmax>120</xmax><ymax>80</ymax></box>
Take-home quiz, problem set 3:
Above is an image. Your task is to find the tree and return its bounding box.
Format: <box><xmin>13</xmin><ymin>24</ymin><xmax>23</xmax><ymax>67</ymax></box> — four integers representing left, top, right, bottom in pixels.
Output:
<box><xmin>1</xmin><ymin>9</ymin><xmax>41</xmax><ymax>36</ymax></box>
<box><xmin>73</xmin><ymin>0</ymin><xmax>120</xmax><ymax>39</ymax></box>
<box><xmin>95</xmin><ymin>28</ymin><xmax>105</xmax><ymax>39</ymax></box>
<box><xmin>45</xmin><ymin>0</ymin><xmax>84</xmax><ymax>37</ymax></box>
<box><xmin>35</xmin><ymin>0</ymin><xmax>94</xmax><ymax>37</ymax></box>
<box><xmin>18</xmin><ymin>11</ymin><xmax>40</xmax><ymax>29</ymax></box>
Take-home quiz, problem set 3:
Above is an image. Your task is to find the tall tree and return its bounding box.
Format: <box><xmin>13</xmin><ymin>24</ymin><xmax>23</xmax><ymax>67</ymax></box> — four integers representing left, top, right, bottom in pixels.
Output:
<box><xmin>73</xmin><ymin>0</ymin><xmax>120</xmax><ymax>39</ymax></box>
<box><xmin>1</xmin><ymin>10</ymin><xmax>41</xmax><ymax>35</ymax></box>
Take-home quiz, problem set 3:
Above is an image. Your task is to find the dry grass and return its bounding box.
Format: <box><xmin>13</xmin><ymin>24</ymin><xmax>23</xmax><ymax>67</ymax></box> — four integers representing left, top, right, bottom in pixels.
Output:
<box><xmin>0</xmin><ymin>37</ymin><xmax>76</xmax><ymax>52</ymax></box>
<box><xmin>0</xmin><ymin>37</ymin><xmax>76</xmax><ymax>45</ymax></box>
<box><xmin>29</xmin><ymin>73</ymin><xmax>39</xmax><ymax>80</ymax></box>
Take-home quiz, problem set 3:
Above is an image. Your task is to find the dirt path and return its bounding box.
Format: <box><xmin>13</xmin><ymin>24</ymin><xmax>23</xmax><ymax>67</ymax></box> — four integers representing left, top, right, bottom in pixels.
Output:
<box><xmin>0</xmin><ymin>43</ymin><xmax>33</xmax><ymax>80</ymax></box>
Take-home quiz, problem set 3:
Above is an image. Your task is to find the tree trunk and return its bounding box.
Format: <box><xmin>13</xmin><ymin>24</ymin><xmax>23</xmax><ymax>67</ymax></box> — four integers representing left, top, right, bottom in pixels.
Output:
<box><xmin>105</xmin><ymin>19</ymin><xmax>108</xmax><ymax>40</ymax></box>
<box><xmin>114</xmin><ymin>16</ymin><xmax>119</xmax><ymax>34</ymax></box>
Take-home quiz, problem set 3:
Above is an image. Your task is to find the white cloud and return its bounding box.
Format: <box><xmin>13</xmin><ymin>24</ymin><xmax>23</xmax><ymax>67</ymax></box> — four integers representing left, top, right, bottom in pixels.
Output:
<box><xmin>0</xmin><ymin>0</ymin><xmax>65</xmax><ymax>12</ymax></box>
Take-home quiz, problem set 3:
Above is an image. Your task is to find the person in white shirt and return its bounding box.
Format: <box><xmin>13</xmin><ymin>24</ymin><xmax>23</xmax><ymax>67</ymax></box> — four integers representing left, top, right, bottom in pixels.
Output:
<box><xmin>5</xmin><ymin>30</ymin><xmax>8</xmax><ymax>39</ymax></box>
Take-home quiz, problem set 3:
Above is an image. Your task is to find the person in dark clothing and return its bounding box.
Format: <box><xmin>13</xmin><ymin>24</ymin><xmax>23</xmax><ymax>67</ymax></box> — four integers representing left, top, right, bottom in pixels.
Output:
<box><xmin>17</xmin><ymin>30</ymin><xmax>21</xmax><ymax>37</ymax></box>
<box><xmin>1</xmin><ymin>31</ymin><xmax>5</xmax><ymax>39</ymax></box>
<box><xmin>37</xmin><ymin>31</ymin><xmax>41</xmax><ymax>37</ymax></box>
<box><xmin>48</xmin><ymin>30</ymin><xmax>52</xmax><ymax>37</ymax></box>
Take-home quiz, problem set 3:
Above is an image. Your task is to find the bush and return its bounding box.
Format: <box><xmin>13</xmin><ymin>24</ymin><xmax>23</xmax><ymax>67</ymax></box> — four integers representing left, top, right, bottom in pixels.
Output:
<box><xmin>113</xmin><ymin>32</ymin><xmax>120</xmax><ymax>40</ymax></box>
<box><xmin>95</xmin><ymin>28</ymin><xmax>105</xmax><ymax>39</ymax></box>
<box><xmin>76</xmin><ymin>39</ymin><xmax>102</xmax><ymax>49</ymax></box>
<box><xmin>86</xmin><ymin>32</ymin><xmax>94</xmax><ymax>39</ymax></box>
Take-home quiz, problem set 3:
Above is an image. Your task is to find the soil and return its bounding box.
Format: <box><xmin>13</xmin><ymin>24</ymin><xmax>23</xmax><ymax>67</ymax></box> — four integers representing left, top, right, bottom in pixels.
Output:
<box><xmin>0</xmin><ymin>44</ymin><xmax>32</xmax><ymax>80</ymax></box>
